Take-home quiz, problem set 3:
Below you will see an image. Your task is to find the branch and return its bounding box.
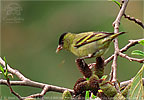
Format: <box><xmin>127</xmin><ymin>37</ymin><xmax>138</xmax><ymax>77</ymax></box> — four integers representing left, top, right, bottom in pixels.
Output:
<box><xmin>124</xmin><ymin>14</ymin><xmax>144</xmax><ymax>29</ymax></box>
<box><xmin>6</xmin><ymin>78</ymin><xmax>23</xmax><ymax>100</ymax></box>
<box><xmin>111</xmin><ymin>0</ymin><xmax>129</xmax><ymax>79</ymax></box>
<box><xmin>120</xmin><ymin>39</ymin><xmax>140</xmax><ymax>52</ymax></box>
<box><xmin>120</xmin><ymin>78</ymin><xmax>144</xmax><ymax>88</ymax></box>
<box><xmin>104</xmin><ymin>39</ymin><xmax>144</xmax><ymax>65</ymax></box>
<box><xmin>119</xmin><ymin>52</ymin><xmax>144</xmax><ymax>63</ymax></box>
<box><xmin>26</xmin><ymin>85</ymin><xmax>49</xmax><ymax>98</ymax></box>
<box><xmin>110</xmin><ymin>0</ymin><xmax>129</xmax><ymax>92</ymax></box>
<box><xmin>116</xmin><ymin>0</ymin><xmax>144</xmax><ymax>28</ymax></box>
<box><xmin>0</xmin><ymin>57</ymin><xmax>74</xmax><ymax>99</ymax></box>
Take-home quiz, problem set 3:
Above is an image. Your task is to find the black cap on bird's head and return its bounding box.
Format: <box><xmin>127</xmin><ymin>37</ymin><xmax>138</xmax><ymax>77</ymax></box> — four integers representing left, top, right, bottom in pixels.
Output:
<box><xmin>56</xmin><ymin>32</ymin><xmax>68</xmax><ymax>53</ymax></box>
<box><xmin>59</xmin><ymin>32</ymin><xmax>68</xmax><ymax>45</ymax></box>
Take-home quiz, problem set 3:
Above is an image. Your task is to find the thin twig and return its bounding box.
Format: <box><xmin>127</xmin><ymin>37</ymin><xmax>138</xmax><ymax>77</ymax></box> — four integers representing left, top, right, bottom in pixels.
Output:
<box><xmin>7</xmin><ymin>78</ymin><xmax>23</xmax><ymax>100</ymax></box>
<box><xmin>117</xmin><ymin>0</ymin><xmax>144</xmax><ymax>28</ymax></box>
<box><xmin>25</xmin><ymin>85</ymin><xmax>49</xmax><ymax>98</ymax></box>
<box><xmin>119</xmin><ymin>52</ymin><xmax>144</xmax><ymax>63</ymax></box>
<box><xmin>124</xmin><ymin>14</ymin><xmax>144</xmax><ymax>29</ymax></box>
<box><xmin>120</xmin><ymin>39</ymin><xmax>139</xmax><ymax>52</ymax></box>
<box><xmin>0</xmin><ymin>79</ymin><xmax>74</xmax><ymax>94</ymax></box>
<box><xmin>120</xmin><ymin>78</ymin><xmax>144</xmax><ymax>88</ymax></box>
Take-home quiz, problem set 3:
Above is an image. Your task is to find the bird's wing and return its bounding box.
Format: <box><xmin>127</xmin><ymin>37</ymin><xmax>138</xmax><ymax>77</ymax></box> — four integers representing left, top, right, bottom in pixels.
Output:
<box><xmin>74</xmin><ymin>32</ymin><xmax>114</xmax><ymax>48</ymax></box>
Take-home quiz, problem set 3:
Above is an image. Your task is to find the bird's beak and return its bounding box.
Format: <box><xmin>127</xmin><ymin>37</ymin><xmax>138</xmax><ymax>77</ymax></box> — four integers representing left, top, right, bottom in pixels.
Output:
<box><xmin>56</xmin><ymin>45</ymin><xmax>63</xmax><ymax>53</ymax></box>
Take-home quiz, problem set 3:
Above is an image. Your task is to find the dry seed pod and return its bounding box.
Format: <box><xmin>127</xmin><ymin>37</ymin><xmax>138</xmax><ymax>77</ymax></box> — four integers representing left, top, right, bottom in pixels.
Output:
<box><xmin>75</xmin><ymin>58</ymin><xmax>92</xmax><ymax>78</ymax></box>
<box><xmin>89</xmin><ymin>75</ymin><xmax>100</xmax><ymax>95</ymax></box>
<box><xmin>94</xmin><ymin>57</ymin><xmax>104</xmax><ymax>78</ymax></box>
<box><xmin>100</xmin><ymin>81</ymin><xmax>117</xmax><ymax>97</ymax></box>
<box><xmin>73</xmin><ymin>81</ymin><xmax>88</xmax><ymax>95</ymax></box>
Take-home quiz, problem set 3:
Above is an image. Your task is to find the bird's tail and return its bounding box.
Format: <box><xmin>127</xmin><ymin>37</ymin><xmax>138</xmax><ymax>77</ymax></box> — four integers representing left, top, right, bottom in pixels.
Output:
<box><xmin>102</xmin><ymin>32</ymin><xmax>125</xmax><ymax>43</ymax></box>
<box><xmin>110</xmin><ymin>32</ymin><xmax>125</xmax><ymax>40</ymax></box>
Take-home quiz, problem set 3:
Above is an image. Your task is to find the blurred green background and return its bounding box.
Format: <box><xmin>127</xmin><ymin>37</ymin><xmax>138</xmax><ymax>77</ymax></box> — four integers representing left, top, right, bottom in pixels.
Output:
<box><xmin>1</xmin><ymin>0</ymin><xmax>143</xmax><ymax>99</ymax></box>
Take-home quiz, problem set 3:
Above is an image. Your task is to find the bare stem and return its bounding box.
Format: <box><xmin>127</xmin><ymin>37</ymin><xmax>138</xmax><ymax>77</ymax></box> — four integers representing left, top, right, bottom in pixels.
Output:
<box><xmin>124</xmin><ymin>14</ymin><xmax>144</xmax><ymax>29</ymax></box>
<box><xmin>120</xmin><ymin>78</ymin><xmax>144</xmax><ymax>88</ymax></box>
<box><xmin>110</xmin><ymin>0</ymin><xmax>129</xmax><ymax>92</ymax></box>
<box><xmin>7</xmin><ymin>78</ymin><xmax>23</xmax><ymax>100</ymax></box>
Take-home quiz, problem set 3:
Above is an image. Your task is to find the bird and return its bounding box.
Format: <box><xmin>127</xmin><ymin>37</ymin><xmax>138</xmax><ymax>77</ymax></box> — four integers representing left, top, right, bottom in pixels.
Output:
<box><xmin>56</xmin><ymin>32</ymin><xmax>125</xmax><ymax>59</ymax></box>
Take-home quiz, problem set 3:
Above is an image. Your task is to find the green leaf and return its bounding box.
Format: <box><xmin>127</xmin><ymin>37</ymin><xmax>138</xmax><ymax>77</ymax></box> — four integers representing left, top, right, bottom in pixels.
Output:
<box><xmin>138</xmin><ymin>40</ymin><xmax>144</xmax><ymax>46</ymax></box>
<box><xmin>86</xmin><ymin>78</ymin><xmax>89</xmax><ymax>81</ymax></box>
<box><xmin>0</xmin><ymin>64</ymin><xmax>5</xmax><ymax>75</ymax></box>
<box><xmin>91</xmin><ymin>93</ymin><xmax>97</xmax><ymax>99</ymax></box>
<box><xmin>4</xmin><ymin>56</ymin><xmax>7</xmax><ymax>68</ymax></box>
<box><xmin>131</xmin><ymin>50</ymin><xmax>144</xmax><ymax>57</ymax></box>
<box><xmin>101</xmin><ymin>75</ymin><xmax>108</xmax><ymax>80</ymax></box>
<box><xmin>110</xmin><ymin>0</ymin><xmax>121</xmax><ymax>7</ymax></box>
<box><xmin>85</xmin><ymin>91</ymin><xmax>90</xmax><ymax>100</ymax></box>
<box><xmin>128</xmin><ymin>64</ymin><xmax>144</xmax><ymax>100</ymax></box>
<box><xmin>3</xmin><ymin>57</ymin><xmax>8</xmax><ymax>78</ymax></box>
<box><xmin>0</xmin><ymin>64</ymin><xmax>7</xmax><ymax>79</ymax></box>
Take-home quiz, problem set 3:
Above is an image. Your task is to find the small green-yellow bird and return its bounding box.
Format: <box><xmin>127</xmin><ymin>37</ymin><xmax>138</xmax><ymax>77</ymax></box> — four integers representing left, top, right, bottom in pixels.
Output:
<box><xmin>56</xmin><ymin>32</ymin><xmax>125</xmax><ymax>59</ymax></box>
